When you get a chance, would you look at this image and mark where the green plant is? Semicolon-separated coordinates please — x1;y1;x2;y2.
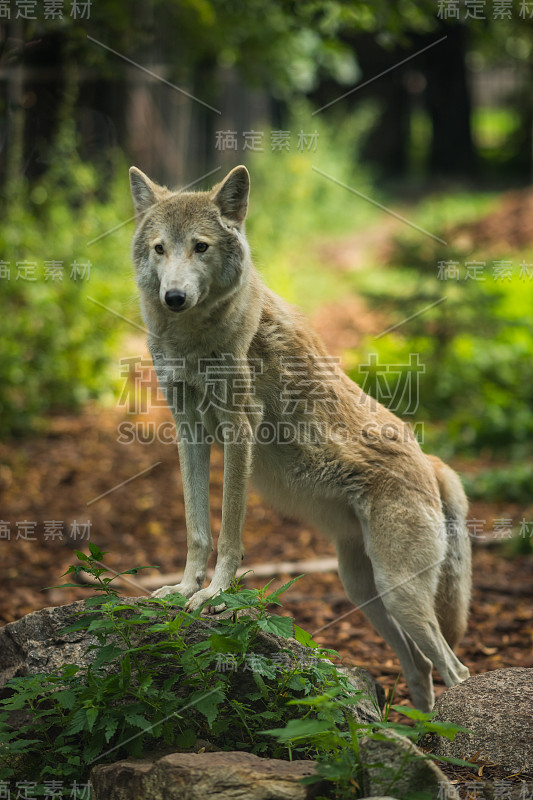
462;462;533;505
0;546;472;796
347;228;533;462
0;546;356;790
0;155;134;438
264;696;472;799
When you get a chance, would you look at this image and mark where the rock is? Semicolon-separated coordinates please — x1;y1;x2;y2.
0;602;461;800
0;599;383;725
1;600;387;797
337;665;386;724
0;599;98;687
360;730;459;800
424;668;533;774
90;751;321;800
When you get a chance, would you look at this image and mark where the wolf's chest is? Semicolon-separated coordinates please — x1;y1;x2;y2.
154;353;254;436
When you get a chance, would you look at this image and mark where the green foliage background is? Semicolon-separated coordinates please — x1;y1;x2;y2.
2;109;533;509
0;159;134;437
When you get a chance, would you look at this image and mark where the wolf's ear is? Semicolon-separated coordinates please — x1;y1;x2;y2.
129;167;165;219
211;165;250;226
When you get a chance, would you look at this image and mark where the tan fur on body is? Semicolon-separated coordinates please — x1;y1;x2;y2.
129;165;472;711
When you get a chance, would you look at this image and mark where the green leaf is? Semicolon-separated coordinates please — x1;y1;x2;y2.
257;615;294;638
139;675;154;691
65;709;88;735
59;619;95;634
124;713;152;731
212;589;258;610
189;689;225;728
162;674;182;693
208;633;242;653
154;592;188;607
104;717;120;742
317;647;340;659
265;575;304;603
0;693;29;711
286;674;305;691
422;720;471;740
54;690;77;710
372;722;419;740
391;704;434;722
253;671;269;700
60;664;80;678
85;707;98;732
84;732;106;763
257;710;283;721
262;718;332;742
293;624;319;648
175;728;196;748
87;618;114;633
92;643;124;669
286;688;344;707
88;542;106;561
84;594;115;607
122;565;159;574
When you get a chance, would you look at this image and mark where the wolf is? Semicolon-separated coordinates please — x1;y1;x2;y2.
129;164;471;711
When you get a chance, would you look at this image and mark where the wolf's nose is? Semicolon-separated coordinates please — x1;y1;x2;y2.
165;289;187;311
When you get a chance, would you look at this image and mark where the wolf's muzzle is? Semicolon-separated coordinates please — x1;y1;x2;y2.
165;289;187;311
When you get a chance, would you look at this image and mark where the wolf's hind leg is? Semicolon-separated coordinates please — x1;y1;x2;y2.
367;504;470;690
336;536;435;711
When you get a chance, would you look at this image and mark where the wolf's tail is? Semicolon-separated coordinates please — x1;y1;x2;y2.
426;454;472;649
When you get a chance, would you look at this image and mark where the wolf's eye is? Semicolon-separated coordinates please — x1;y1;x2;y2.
195;242;209;253
154;244;164;255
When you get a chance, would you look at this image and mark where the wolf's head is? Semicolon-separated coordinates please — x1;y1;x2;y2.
129;166;251;315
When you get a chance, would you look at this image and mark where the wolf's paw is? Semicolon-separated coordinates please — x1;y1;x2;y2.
151;583;198;600
185;586;226;614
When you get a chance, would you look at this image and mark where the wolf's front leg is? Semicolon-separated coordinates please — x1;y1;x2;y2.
186;428;252;612
152;437;212;600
